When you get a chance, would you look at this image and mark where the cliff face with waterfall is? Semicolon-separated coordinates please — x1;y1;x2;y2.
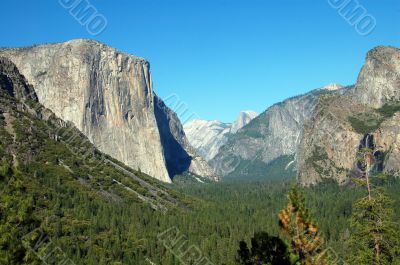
297;46;400;185
0;39;216;183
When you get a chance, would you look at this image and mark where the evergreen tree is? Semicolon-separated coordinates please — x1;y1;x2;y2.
279;187;332;265
348;149;400;264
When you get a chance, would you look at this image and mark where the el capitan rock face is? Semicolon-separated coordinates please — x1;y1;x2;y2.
0;39;215;182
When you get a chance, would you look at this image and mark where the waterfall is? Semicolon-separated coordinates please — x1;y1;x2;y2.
355;133;385;176
361;133;374;149
365;134;370;148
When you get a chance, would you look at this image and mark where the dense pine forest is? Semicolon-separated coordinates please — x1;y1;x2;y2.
2;149;400;265
1;56;400;265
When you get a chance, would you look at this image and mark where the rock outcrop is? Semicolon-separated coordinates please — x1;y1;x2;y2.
297;46;400;185
183;111;258;161
297;94;367;185
374;114;400;175
0;39;215;182
322;83;344;91
0;57;184;212
352;46;400;108
0;57;38;102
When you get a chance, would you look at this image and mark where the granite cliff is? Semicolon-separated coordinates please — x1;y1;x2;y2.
0;39;215;183
297;46;400;185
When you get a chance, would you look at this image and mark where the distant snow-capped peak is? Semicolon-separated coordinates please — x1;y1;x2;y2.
321;83;344;91
183;111;258;161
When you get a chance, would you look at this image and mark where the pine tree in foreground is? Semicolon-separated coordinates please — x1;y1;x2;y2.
348;149;400;265
279;187;333;265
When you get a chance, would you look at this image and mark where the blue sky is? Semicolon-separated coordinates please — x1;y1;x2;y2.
1;0;399;122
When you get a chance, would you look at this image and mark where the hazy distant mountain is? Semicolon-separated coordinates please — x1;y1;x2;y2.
230;111;259;133
321;83;344;91
210;84;347;180
183;111;258;161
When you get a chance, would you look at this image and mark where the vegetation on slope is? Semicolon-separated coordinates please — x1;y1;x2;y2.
0;74;194;264
348;103;400;134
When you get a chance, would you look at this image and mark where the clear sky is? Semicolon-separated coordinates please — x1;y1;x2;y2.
1;0;399;122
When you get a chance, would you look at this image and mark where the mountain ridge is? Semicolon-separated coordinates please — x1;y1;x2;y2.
183;110;258;161
0;39;216;183
209;83;350;179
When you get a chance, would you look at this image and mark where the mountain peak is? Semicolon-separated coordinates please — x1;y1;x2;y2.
239;110;259;117
231;111;258;133
183;111;258;161
321;83;344;91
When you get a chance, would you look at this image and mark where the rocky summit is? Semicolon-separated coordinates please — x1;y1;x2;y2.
0;39;216;183
352;46;400;108
183;111;258;161
297;46;400;185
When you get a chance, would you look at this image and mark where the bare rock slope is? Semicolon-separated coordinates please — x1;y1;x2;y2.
0;39;215;182
210;85;345;178
183;111;258;161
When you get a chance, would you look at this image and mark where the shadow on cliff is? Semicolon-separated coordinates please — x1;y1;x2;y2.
154;96;192;179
